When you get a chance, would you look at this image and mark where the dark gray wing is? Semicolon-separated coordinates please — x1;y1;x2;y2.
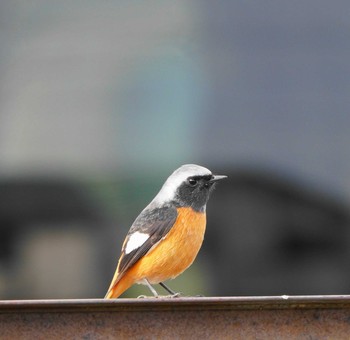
117;204;178;278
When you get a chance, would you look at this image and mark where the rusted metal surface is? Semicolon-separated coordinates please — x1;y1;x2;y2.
1;296;350;339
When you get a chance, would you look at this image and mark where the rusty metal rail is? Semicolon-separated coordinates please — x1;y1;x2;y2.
1;296;350;339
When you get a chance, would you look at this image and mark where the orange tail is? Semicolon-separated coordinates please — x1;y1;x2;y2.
105;273;135;299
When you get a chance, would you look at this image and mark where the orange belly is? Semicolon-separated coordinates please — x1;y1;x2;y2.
128;207;206;284
105;207;207;298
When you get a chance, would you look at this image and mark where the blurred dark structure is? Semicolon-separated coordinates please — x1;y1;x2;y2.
0;170;350;298
0;180;115;299
206;169;350;296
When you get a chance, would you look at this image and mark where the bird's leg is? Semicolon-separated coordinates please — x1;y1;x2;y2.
142;278;159;298
159;282;176;294
159;282;180;297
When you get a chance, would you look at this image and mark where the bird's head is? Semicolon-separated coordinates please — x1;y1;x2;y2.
153;164;227;212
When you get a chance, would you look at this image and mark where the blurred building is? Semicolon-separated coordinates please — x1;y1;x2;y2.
206;169;350;295
0;1;350;298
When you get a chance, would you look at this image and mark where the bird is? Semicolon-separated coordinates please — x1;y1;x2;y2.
105;164;227;298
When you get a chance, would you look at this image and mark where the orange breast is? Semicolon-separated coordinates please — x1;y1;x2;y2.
128;207;206;284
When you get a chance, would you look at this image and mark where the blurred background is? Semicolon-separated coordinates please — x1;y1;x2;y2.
1;1;350;299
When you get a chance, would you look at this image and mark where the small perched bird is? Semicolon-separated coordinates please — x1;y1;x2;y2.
105;164;227;298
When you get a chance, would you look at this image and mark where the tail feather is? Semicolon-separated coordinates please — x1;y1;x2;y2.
105;273;134;299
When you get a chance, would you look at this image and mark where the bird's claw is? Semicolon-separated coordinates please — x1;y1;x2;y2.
170;292;181;298
137;293;181;299
159;292;181;298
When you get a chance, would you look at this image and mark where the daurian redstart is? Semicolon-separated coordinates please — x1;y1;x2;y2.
105;164;226;298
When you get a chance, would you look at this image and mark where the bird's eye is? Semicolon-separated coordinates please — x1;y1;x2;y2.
188;178;198;186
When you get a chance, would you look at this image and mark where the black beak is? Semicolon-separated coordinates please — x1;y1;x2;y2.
209;175;227;183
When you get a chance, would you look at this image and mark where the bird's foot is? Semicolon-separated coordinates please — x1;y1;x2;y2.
157;292;181;298
137;295;158;299
170;292;181;298
138;293;181;299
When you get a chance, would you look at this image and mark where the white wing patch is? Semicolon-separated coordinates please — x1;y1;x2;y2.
124;232;150;254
